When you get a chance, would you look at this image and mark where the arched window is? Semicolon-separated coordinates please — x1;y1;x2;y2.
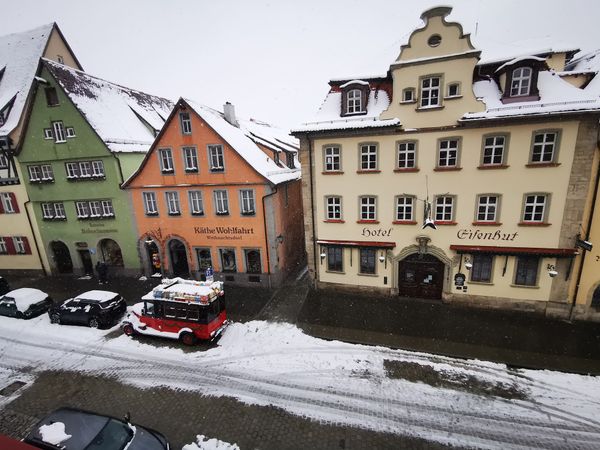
346;89;363;114
510;67;532;97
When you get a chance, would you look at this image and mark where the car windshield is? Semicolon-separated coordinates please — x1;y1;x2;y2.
83;418;133;450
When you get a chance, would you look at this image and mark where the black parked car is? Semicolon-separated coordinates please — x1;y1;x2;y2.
49;290;126;328
23;407;170;450
0;288;53;319
0;276;10;295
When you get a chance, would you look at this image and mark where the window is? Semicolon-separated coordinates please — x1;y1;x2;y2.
359;144;377;170
43;128;53;140
101;200;114;216
52;121;66;143
514;256;539;286
438;139;459;168
65;127;76;138
476;195;498;222
220;248;237;272
402;88;415;103
208;145;224;172
435;196;454;222
397;141;416;169
189;191;204;215
65;162;79;178
325;196;342;220
13;237;26;254
79;161;92;178
510;67;532;97
143;192;158;215
324;146;341;172
359;248;376;275
285;152;295;169
57;55;64;64
471;254;493;282
165;192;181;215
45;87;59;106
420;76;440;107
75;200;113;219
91;161;105;177
196;249;212;274
0;153;7;169
531;132;558;163
346;89;363;114
0;192;16;214
89;200;102;217
240;189;255;215
245;249;262;274
326;246;343;272
447;83;460;97
428;34;442;47
359;196;376;221
523;194;547;223
54;202;66;219
179;112;192;134
214;190;229;215
158;149;174;173
482;136;506;166
41;164;54;181
183;147;198;172
75;201;90;218
42;203;55;219
28;165;42;182
395;196;414;221
0;237;6;254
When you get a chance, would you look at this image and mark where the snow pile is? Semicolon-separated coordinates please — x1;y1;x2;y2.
183;435;240;450
39;422;71;446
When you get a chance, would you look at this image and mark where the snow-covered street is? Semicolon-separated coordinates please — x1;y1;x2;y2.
0;314;599;449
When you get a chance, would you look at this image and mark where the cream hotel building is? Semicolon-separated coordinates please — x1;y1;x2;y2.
293;7;600;320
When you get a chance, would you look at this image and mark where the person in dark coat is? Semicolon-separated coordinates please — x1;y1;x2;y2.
96;261;108;284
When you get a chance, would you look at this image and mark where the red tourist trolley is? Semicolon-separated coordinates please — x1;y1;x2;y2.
121;277;228;345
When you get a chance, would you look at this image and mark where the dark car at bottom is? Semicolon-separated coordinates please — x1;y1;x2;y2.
23;407;170;450
49;290;126;328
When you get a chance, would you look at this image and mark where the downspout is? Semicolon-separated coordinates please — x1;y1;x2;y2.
570;121;600;319
24;200;48;276
307;136;317;281
262;184;278;288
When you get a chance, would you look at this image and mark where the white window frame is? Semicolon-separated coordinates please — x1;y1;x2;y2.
165;191;181;215
531;132;558;163
402;88;415;103
511;67;532;97
89;200;102;217
0;237;6;254
324;146;341;172
482;136;506;166
188;190;204;215
92;161;105;177
446;83;460;97
208;145;225;172
143;192;158;215
397;141;416;169
28;165;41;182
54;202;65;218
438;139;459;168
52;121;66;143
395;196;414;221
435;196;454;222
1;192;14;213
179;112;192;134
158;148;174;173
239;189;255;215
101;200;114;217
360;196;377;221
42;203;55;219
420;76;441;108
43;128;53;140
346;89;363;114
523;194;547;223
183;147;198;172
214;190;229;215
65;162;79;179
65;127;76;138
477;195;498;222
325;196;342;220
75;201;90;218
79;161;92;178
359;144;377;170
41;164;54;181
13;237;25;254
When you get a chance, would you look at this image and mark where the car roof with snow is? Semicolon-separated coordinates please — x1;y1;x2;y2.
142;278;223;301
2;288;48;311
74;290;119;302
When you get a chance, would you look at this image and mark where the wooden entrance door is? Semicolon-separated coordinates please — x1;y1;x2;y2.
397;254;444;299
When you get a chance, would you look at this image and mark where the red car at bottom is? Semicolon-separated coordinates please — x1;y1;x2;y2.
122;278;228;345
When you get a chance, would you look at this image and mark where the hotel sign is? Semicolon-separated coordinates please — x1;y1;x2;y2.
457;229;518;241
194;226;255;241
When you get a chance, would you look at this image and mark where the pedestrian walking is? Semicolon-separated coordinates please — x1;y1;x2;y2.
96;260;108;284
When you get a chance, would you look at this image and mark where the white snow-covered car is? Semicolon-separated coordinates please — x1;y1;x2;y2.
0;288;53;319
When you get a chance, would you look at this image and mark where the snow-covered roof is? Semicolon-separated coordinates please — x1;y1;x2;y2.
2;288;48;311
477;37;579;66
0;24;53;137
184;99;300;184
74;290;119;302
293;88;399;133
495;55;546;73
44;59;173;153
462;71;600;121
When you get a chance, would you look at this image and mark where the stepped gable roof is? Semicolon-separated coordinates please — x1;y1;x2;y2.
43;59;173;153
0;24;55;136
184;99;300;184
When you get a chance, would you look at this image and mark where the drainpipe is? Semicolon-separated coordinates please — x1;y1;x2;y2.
570;122;600;319
24;200;48;276
261;185;278;288
307;136;317;282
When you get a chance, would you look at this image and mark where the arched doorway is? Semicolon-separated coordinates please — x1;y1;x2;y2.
50;241;73;274
397;253;445;299
99;239;124;267
144;240;161;275
169;239;189;277
591;285;600;308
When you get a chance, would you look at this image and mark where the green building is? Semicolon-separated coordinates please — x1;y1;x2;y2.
18;59;172;276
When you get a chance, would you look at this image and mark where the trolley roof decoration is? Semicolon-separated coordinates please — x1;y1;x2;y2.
144;277;225;305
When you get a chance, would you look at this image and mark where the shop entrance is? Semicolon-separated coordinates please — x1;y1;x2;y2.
99;239;124;267
397;253;444;299
50;241;73;274
169;239;189;277
145;241;161;275
78;249;94;275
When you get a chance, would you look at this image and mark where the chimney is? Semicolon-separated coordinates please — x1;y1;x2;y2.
223;102;239;127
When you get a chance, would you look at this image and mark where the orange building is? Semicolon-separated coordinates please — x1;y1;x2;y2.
124;99;305;287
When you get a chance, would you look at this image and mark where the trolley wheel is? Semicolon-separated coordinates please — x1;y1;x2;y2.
180;332;197;346
122;323;135;336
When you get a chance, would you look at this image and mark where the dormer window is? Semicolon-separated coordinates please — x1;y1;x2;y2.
347;89;363;114
510;67;532;97
340;82;369;116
